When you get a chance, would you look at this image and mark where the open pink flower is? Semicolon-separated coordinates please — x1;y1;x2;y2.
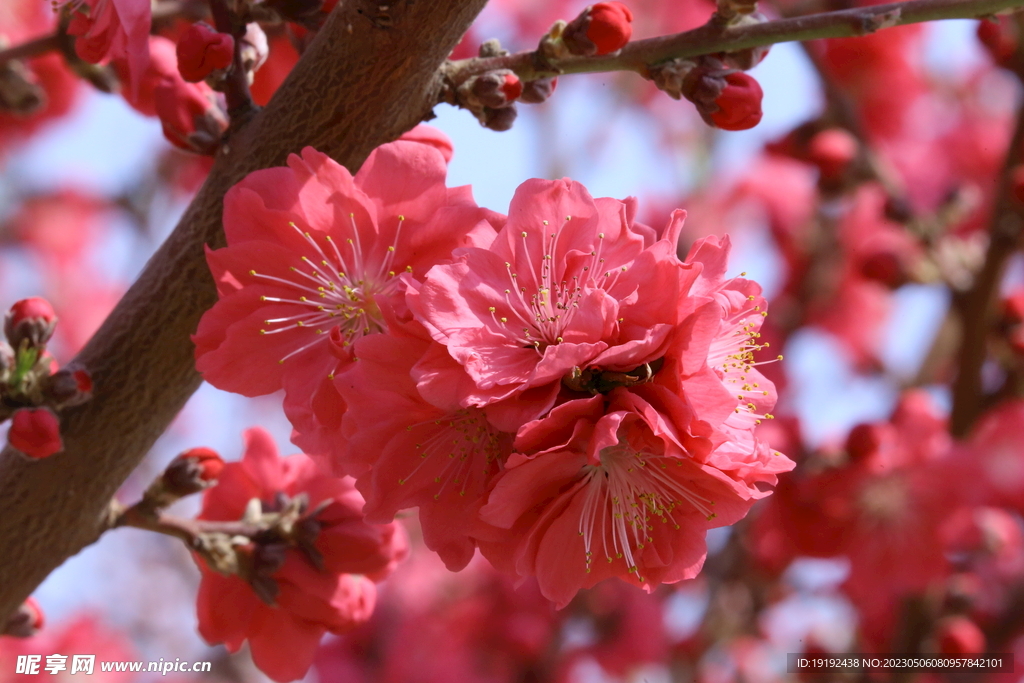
478;389;783;607
196;428;407;682
409;177;688;425
333;331;515;570
193;142;500;460
65;0;151;96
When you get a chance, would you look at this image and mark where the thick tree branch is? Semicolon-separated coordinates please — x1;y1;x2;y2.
0;0;488;621
444;0;1024;83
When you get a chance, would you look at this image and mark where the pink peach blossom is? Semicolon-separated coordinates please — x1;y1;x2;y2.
333;331;514;570
410;177;688;423
193;142;499;460
195;428;407;682
478;388;786;607
65;0;151;96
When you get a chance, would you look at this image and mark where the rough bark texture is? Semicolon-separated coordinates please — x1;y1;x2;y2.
0;0;488;620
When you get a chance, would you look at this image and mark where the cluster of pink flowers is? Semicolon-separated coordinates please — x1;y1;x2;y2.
195;428;407;681
194;128;793;607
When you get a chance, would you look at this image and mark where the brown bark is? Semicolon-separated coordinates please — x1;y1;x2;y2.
0;0;488;620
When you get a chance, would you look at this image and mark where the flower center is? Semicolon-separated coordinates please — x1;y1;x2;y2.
488;218;627;353
398;408;508;500
578;442;716;579
250;218;406;364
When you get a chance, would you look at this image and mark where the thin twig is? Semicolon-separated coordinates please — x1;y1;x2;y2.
949;104;1024;436
114;505;262;544
444;0;1024;84
209;0;256;119
0;34;63;66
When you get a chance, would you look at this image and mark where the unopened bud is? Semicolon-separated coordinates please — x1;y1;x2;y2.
46;368;93;406
154;79;229;155
563;2;633;57
650;58;697;100
520;77;558;104
977;16;1018;68
808;128;858;183
935;616;986;655
845;422;892;463
4;297;57;350
1003;290;1024;324
2;597;44;637
162;447;225;498
176;23;235;83
8;407;63;459
481;104;518;131
465;70;522;109
1001;289;1024;354
698;71;763;131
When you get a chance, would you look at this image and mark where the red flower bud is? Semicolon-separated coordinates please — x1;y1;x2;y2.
8;408;63;459
177;23;235;83
563;2;633;56
5;297;57;349
154;79;229;155
73;369;93;394
936;616;986;655
163;447;225;496
467;70;522;109
46;368;93;407
2;597;44;638
481;104;518;131
807;128;858;182
23;597;44;632
1003;289;1024;323
501;73;523;102
845;422;892;463
708;72;763;131
977;17;1018;67
586;3;633;55
1002;289;1024;353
